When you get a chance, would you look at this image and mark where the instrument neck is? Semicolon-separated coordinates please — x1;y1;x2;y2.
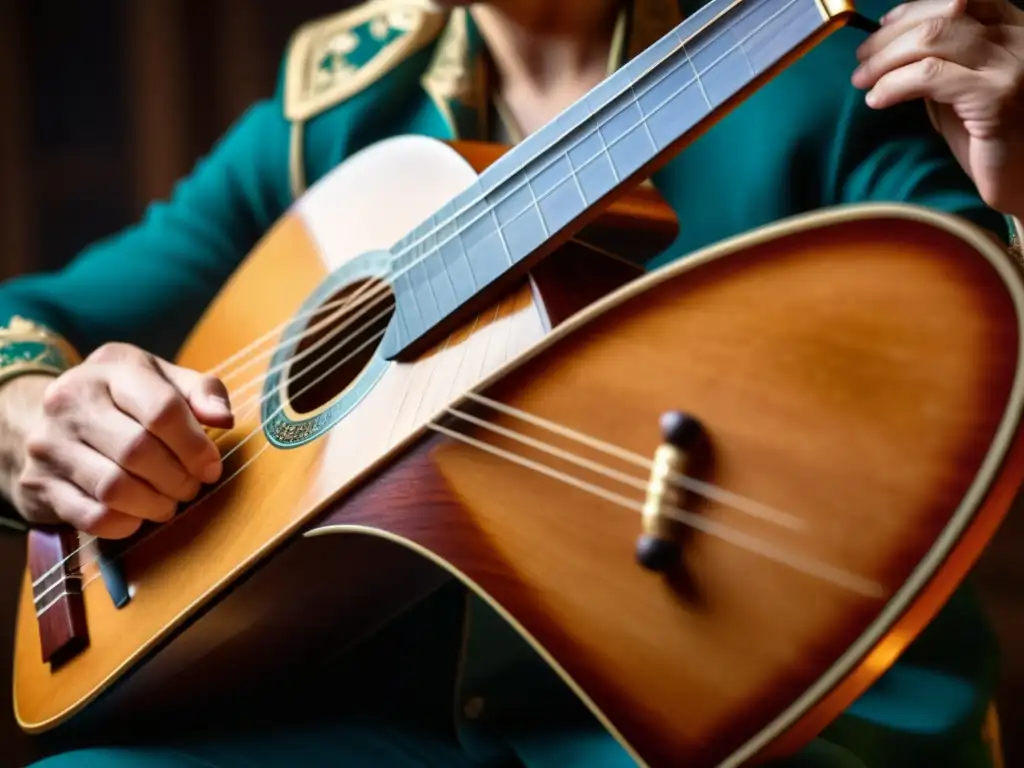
381;0;842;360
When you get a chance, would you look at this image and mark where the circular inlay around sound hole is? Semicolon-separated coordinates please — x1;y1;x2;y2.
285;278;395;416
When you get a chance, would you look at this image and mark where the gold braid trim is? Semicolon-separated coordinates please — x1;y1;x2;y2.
1009;215;1024;267
0;316;81;388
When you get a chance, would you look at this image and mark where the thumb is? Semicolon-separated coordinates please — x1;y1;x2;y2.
155;360;235;430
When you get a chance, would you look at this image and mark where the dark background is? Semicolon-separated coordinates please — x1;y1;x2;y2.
1;1;1023;766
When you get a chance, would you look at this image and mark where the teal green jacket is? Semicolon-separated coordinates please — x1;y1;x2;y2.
0;1;1013;766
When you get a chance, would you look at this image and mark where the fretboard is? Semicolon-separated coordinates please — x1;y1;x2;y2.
380;0;839;360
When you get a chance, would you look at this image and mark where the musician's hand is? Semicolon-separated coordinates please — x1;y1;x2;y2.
8;343;233;539
852;0;1024;219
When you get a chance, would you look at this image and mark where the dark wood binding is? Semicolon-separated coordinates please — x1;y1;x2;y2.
27;528;88;666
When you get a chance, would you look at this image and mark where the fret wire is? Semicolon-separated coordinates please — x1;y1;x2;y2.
436;214;461;307
421;224;445;324
517;0;803;213
408;244;434;329
524;174;549;240
489;197;516;266
444;0;809;273
454;208;482;300
565;148;591;210
516;0;808;237
469;0;768;229
388;0;819;345
396;0;751;268
680;36;714;110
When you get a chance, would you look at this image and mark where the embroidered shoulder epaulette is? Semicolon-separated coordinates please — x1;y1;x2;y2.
283;0;446;122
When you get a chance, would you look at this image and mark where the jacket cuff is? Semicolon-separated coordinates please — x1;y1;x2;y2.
0;315;81;389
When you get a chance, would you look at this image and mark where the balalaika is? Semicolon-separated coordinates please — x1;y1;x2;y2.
15;1;1024;765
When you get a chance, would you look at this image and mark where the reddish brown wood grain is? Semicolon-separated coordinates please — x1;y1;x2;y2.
12;135;1023;768
27;528;88;666
309;214;1024;766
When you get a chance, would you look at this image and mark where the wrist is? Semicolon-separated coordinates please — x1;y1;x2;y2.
0;315;79;522
0;374;56;523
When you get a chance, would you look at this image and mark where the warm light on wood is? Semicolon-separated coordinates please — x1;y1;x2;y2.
12;137;1024;768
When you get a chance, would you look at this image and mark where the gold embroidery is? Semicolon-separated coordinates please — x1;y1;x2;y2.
0;316;81;388
282;0;447;196
420;7;488;138
282;0;446;123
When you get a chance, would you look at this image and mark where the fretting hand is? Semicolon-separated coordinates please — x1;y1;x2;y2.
6;343;233;539
852;0;1024;219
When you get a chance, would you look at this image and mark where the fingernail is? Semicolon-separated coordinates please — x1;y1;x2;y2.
210;395;231;415
881;5;903;23
865;89;879;107
201;460;222;485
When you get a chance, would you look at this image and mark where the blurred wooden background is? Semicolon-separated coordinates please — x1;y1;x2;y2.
0;1;1023;766
0;0;344;279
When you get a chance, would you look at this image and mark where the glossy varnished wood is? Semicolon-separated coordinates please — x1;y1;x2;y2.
308;211;1024;766
26;529;87;666
12;137;671;733
13;132;1024;766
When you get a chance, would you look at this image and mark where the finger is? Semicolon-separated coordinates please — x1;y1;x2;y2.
880;0;1012;29
107;363;223;484
155;361;234;431
860;0;971;61
43;479;143;540
853;15;1001;89
865;57;980;108
27;436;179;523
73;403;201;501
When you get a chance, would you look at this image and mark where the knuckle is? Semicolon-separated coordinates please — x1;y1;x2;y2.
24;432;57;465
152;497;178;523
88;342;133;365
114;426;154;467
16;465;46;496
920;56;945;81
93;467;128;506
919;17;949;46
997;62;1024;100
175;475;202;503
41;376;76;416
141;392;185;432
74;503;116;536
185;475;202;498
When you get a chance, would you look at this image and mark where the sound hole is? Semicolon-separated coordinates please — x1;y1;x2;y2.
285;278;394;416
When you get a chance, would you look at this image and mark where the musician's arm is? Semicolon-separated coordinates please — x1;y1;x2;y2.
0;101;292;364
0;88;292;526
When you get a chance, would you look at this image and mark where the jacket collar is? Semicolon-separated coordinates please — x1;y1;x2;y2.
420;0;686;141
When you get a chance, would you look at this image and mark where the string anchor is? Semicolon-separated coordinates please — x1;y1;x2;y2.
637;410;704;573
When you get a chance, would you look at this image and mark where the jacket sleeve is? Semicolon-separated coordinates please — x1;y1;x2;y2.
825;91;1012;244
0;96;294;362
